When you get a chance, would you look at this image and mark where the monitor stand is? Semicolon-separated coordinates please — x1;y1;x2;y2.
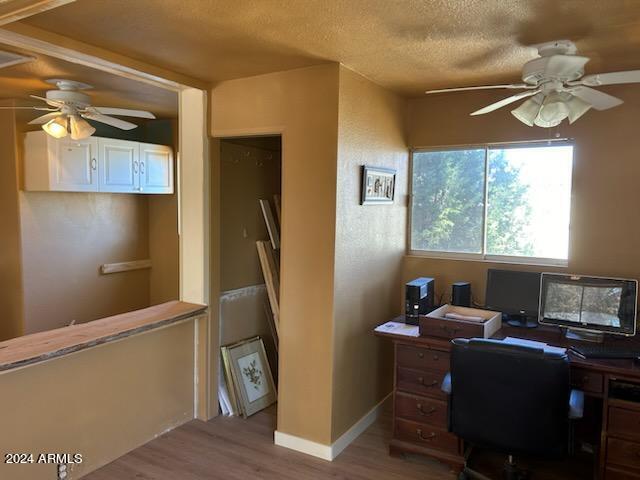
565;328;605;343
505;314;538;329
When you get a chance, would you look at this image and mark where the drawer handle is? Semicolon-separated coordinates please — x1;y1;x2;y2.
418;352;424;359
417;377;439;387
416;429;436;441
440;325;460;334
416;404;436;416
432;354;440;361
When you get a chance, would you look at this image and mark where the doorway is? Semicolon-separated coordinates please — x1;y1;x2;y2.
217;135;282;418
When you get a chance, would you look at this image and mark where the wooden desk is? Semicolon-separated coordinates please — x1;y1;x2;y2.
375;315;640;479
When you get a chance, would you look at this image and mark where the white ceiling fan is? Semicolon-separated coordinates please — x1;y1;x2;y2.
0;79;156;139
426;40;640;127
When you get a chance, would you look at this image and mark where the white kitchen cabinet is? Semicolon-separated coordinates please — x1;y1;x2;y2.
24;132;98;192
23;131;174;194
98;138;140;193
139;143;174;194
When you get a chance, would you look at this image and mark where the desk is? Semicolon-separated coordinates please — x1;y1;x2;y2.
375;315;640;479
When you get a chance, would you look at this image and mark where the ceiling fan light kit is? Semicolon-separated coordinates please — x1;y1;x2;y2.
42;116;68;139
426;40;640;128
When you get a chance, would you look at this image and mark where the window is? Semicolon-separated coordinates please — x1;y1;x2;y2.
410;142;573;265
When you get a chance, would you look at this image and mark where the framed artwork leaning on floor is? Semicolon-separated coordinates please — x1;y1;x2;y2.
227;336;277;417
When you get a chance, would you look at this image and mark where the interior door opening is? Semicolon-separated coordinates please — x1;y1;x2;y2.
217;135;281;422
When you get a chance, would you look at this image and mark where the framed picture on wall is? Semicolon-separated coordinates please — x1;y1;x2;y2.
227;336;277;417
361;166;396;205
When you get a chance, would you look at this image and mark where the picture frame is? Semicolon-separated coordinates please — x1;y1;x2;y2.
226;336;277;417
360;165;396;205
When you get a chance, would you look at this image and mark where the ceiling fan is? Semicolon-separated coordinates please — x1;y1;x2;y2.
0;79;156;139
425;40;640;127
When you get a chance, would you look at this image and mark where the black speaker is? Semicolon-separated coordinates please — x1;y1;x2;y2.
452;282;471;307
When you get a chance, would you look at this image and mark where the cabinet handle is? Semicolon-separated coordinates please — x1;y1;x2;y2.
134;161;138;174
140;161;145;174
91;158;97;170
440;325;460;334
416;429;436;441
417;377;438;387
416;404;436;416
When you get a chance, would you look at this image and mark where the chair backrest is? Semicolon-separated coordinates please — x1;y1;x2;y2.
449;338;571;458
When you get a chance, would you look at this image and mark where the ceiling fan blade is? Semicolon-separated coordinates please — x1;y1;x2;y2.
0;106;38;109
30;94;64;107
544;55;590;78
568;86;623;110
470;89;541;116
82;112;138;130
578;70;640;87
91;107;156;119
28;112;62;125
426;84;536;94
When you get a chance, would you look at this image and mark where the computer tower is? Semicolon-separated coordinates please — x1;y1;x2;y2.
405;277;435;325
452;281;471;307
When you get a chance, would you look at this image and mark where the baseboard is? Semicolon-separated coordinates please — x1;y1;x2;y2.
274;430;333;461
329;393;391;459
274;393;391;461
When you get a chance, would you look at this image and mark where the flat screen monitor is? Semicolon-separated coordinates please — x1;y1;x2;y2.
485;269;541;318
539;273;637;336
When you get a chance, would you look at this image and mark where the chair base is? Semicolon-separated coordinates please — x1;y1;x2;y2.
459;451;528;480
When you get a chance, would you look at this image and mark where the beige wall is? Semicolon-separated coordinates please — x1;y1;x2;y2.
0;104;24;341
20;192;151;333
404;85;640;300
220;140;281;291
212;64;340;444
331;66;407;440
212;64;408;445
220;285;278;375
148;119;180;305
0;320;196;480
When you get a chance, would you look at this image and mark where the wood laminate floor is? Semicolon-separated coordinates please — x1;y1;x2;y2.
85;405;592;480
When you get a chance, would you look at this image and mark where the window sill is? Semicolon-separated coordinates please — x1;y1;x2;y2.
0;301;207;373
406;251;569;268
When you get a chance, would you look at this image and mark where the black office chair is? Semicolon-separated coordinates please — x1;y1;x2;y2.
441;338;584;480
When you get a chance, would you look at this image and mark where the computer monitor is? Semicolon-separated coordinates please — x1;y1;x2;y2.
485;269;541;328
539;273;637;340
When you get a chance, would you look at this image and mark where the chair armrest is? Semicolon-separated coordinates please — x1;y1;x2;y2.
441;372;452;394
569;389;584;419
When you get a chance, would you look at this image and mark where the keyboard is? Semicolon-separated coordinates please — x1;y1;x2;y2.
570;344;639;359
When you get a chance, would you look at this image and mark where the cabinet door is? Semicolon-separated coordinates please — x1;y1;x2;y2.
51;137;99;191
139;143;174;194
98;138;140;193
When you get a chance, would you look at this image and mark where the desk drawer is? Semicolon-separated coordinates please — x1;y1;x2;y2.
609;407;640;440
395;418;459;454
397;367;447;400
606;466;640;480
395;391;448;428
396;344;450;372
607;437;640;471
571;368;603;394
419;317;482;340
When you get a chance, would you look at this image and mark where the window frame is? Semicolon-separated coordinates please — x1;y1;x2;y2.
407;139;574;267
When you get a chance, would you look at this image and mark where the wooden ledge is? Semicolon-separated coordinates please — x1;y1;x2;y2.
0;301;207;372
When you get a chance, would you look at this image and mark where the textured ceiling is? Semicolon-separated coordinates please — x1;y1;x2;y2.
21;0;640;97
0;43;178;125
